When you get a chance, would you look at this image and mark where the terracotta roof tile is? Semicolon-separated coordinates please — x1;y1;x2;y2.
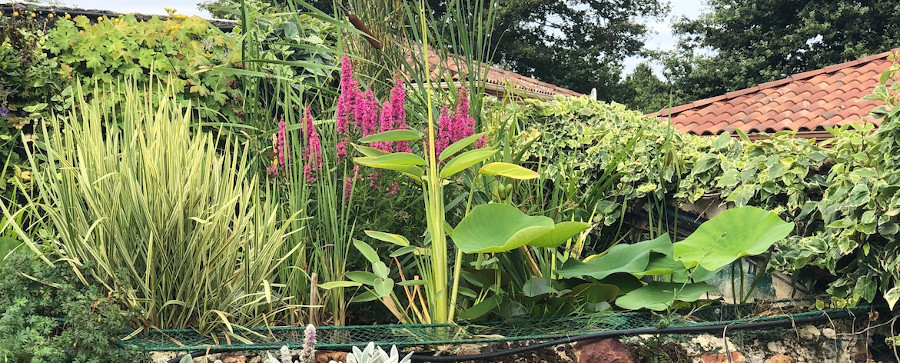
411;51;581;99
651;48;900;136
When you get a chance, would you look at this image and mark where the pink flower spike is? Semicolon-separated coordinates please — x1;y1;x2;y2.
376;101;393;152
390;79;411;153
336;56;359;136
436;105;452;157
355;90;379;138
303;107;323;175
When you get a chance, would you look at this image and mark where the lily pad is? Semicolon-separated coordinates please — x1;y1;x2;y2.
673;206;793;271
615;282;717;311
555;235;671;280
451;204;588;253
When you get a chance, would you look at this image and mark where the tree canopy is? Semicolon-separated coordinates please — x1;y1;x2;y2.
664;0;900;103
479;0;667;100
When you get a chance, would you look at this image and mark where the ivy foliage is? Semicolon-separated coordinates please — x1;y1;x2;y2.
783;58;900;308
502;59;900;306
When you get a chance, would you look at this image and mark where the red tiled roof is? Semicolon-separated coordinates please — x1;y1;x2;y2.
651;48;900;135
415;51;582;99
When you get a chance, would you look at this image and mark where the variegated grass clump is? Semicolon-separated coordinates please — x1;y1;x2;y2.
9;81;301;339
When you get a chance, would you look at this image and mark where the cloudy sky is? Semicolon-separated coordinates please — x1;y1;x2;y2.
59;0;706;76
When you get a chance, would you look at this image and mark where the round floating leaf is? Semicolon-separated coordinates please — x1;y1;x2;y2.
522;278;557;297
615;282;717;311
673;206;793;271
530;221;590;248
451;204;587;253
478;162;539;180
555;235;671;280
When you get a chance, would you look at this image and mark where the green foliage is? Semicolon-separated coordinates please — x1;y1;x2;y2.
777;58;900;308
673;206;794;271
45;14;240;120
667;0;900;102
0;253;146;362
16;82;299;337
555;207;792;311
425;0;668;97
452;203;588;253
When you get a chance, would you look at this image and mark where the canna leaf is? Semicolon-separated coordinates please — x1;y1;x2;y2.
358;129;423;143
440;148;497;178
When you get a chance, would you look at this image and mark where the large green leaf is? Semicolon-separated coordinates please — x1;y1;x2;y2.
555;235;671;280
451;204;588;253
351;143;388;157
358;129;423;143
439;132;486;161
356;153;426;166
365;230;410;247
458;295;502;321
478;162;539;180
673;206;794;271
615;282;717;311
440;148;497;178
353;156;425;178
529;221;590;247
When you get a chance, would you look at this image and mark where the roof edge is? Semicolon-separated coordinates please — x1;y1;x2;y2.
651;47;900;117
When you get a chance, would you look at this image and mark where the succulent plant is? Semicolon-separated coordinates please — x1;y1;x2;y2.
341;342;412;363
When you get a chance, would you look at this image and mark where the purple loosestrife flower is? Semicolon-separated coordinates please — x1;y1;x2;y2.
303;108;322;182
336;56;359;161
435;106;452;157
344;164;360;204
0;105;8;118
336;56;358;137
390;79;412;153
354;90;379;138
375;101;393;152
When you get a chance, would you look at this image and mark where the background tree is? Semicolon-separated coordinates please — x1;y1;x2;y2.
666;0;900;103
483;0;667;100
617;62;672;113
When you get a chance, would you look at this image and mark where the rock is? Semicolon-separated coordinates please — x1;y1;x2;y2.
798;325;821;340
766;341;785;353
576;338;634;363
454;344;482;356
219;355;247;363
822;328;836;340
700;352;746;363
316;351;348;363
765;354;794;363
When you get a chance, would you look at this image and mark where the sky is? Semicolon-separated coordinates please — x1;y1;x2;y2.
623;0;707;76
59;0;211;17
58;0;705;76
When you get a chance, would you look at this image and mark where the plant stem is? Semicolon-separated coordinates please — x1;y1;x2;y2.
420;1;448;324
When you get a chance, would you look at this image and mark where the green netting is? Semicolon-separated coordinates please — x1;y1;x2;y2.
125;299;872;352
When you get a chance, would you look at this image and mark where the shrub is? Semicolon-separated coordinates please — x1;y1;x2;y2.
0;252;146;362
